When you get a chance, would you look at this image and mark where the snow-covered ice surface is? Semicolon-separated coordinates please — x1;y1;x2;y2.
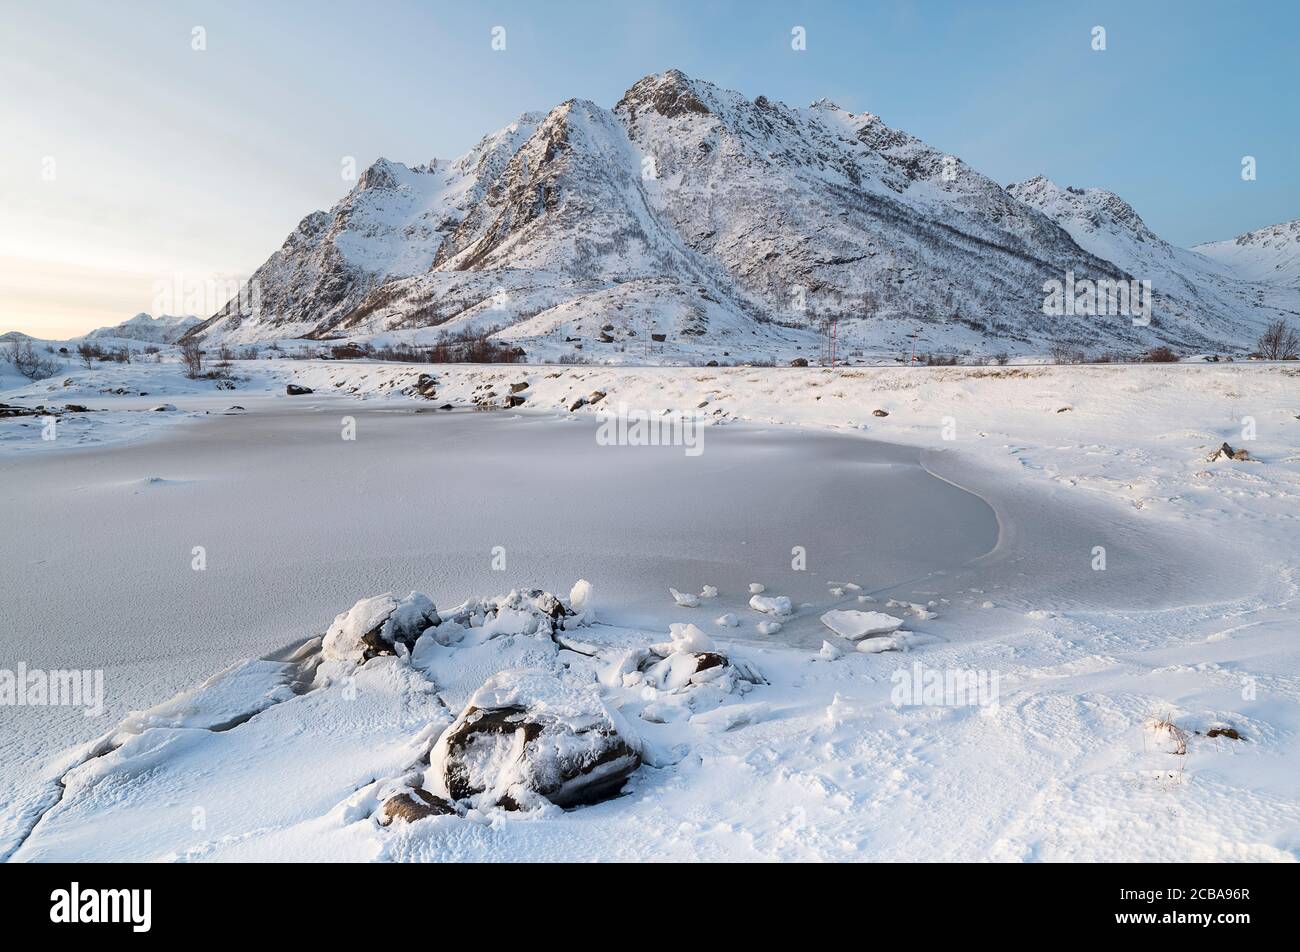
2;359;1298;861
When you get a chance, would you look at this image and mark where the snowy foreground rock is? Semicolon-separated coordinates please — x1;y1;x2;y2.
322;592;439;663
426;669;641;811
341;596;762;821
8;580;705;854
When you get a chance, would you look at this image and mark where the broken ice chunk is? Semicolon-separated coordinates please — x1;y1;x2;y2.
670;587;701;608
749;594;792;616
819;609;904;641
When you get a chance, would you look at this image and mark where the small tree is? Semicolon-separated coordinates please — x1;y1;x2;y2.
181;341;204;378
10;339;60;380
76;342;97;368
1257;319;1299;360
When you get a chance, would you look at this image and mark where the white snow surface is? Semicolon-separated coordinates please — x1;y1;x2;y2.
3;358;1300;861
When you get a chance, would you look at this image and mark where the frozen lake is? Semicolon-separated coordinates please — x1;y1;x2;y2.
1;404;998;662
0;402;1251;843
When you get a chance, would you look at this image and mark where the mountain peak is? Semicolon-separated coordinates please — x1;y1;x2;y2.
616;68;713;119
1221;218;1300;247
357;157;405;190
1008;176;1157;243
1193;218;1300;287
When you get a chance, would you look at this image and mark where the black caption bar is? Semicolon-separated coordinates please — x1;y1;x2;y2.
0;861;1287;938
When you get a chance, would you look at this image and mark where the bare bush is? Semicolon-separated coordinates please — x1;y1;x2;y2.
1257;319;1299;360
8;339;61;380
1144;346;1180;363
919;352;959;366
180;341;204;378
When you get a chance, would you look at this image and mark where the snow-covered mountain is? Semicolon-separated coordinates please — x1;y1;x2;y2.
1193;219;1300;289
181;69;1297;360
86;312;202;344
1006;177;1298;345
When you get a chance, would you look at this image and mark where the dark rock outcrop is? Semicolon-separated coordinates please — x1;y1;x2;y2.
377;788;456;825
430;670;640;811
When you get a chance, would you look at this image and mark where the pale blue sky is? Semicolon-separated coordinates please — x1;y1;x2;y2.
2;0;1296;336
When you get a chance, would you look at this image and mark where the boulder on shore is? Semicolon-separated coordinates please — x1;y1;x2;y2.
428;669;641;811
321;592;440;663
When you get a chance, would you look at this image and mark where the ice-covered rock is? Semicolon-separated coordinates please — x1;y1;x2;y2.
644;650;731;691
601;623;762;693
715;613;739;628
820;609;904;641
427;669;641;811
756;620;782;635
749;593;792;616
700;585;718;599
441;588;576;638
748;583;766;594
321;591;440;663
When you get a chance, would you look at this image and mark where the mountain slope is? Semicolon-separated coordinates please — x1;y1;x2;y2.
1193;220;1300;289
182;115;543;345
1008;177;1296;346
182;69;1297;360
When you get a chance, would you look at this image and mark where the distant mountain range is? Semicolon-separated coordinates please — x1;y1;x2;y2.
154;69;1299;360
87;312;202;344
